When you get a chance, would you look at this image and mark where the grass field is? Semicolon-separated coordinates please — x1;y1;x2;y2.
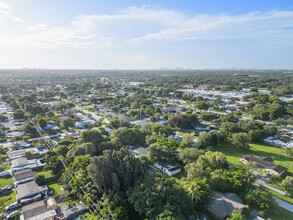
212;142;293;173
0;189;16;207
0;175;13;188
37;170;55;179
47;179;62;196
264;203;293;219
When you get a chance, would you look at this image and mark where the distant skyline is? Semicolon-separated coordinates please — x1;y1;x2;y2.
0;0;293;69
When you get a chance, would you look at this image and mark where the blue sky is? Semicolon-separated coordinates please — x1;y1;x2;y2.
0;0;293;69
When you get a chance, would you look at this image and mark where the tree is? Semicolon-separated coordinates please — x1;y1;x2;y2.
87;148;144;195
72;154;91;171
282;176;293;196
151;124;175;137
146;143;170;159
77;130;105;147
24;151;33;159
178;148;205;164
196;151;228;171
227;210;245;220
60;117;74;130
167;113;198;129
182;178;211;210
112;127;135;146
181;133;195;144
0;114;7;122
197;131;225;148
245;187;275;213
12;109;25;119
22;122;37;136
37;117;47;129
231;133;251;149
34;174;46;186
194;102;209;111
127;174;195;219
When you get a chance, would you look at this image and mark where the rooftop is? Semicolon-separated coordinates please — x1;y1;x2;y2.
16;181;40;200
22;200;57;220
11;157;29;168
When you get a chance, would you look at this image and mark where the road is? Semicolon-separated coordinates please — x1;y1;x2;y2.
273;196;293;212
76;106;101;121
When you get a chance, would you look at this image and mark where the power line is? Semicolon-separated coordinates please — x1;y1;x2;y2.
7;89;115;219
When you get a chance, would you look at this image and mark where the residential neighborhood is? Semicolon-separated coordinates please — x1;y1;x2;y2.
0;70;293;220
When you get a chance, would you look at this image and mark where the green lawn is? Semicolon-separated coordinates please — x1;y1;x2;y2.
269;190;293;205
0;175;13;188
82;104;93;110
47;180;62;196
0;189;16;207
37;170;55;179
212;142;293;173
263;203;293;220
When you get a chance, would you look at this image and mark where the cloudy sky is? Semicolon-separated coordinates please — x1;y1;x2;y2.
0;0;293;69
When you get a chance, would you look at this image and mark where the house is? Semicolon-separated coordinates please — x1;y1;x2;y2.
11;158;45;173
63;203;88;220
240;155;286;176
194;124;210;131
6;131;25;138
264;135;293;148
117;114;130;121
9;147;48;160
154;159;181;176
11;141;31;151
13;169;36;186
131;147;148;158
162;105;177;114
207;190;246;220
16;181;48;206
20;200;57;220
157;120;167;125
11;158;30;170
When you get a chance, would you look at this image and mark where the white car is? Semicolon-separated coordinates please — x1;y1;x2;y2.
6;210;19;219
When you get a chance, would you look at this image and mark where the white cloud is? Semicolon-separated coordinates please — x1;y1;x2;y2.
129;10;293;42
0;1;23;22
0;4;293;49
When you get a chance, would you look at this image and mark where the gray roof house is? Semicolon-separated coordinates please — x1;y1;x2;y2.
11;158;29;169
20;200;57;220
16;181;48;206
208;190;246;220
240;155;286;176
13;169;36;186
154;159;181;176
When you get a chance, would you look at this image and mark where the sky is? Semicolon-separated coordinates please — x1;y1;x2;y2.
0;0;293;69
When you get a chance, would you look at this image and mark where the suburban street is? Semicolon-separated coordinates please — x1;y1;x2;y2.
273;196;293;212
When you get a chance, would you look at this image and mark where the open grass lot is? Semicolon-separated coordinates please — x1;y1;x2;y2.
0;189;16;207
37;170;55;179
213;142;293;173
47;179;62;196
0;175;13;188
264;203;293;220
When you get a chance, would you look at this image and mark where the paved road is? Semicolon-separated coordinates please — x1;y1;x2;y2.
76;106;101;121
273;196;293;212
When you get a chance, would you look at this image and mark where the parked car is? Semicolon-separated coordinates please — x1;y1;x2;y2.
5;202;19;212
0;185;13;194
6;210;19;219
